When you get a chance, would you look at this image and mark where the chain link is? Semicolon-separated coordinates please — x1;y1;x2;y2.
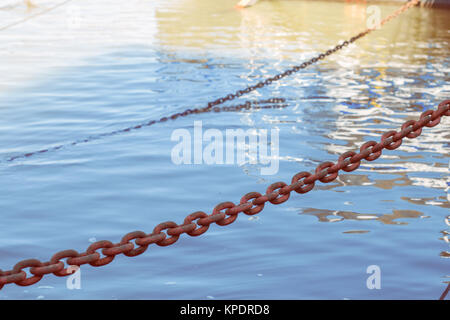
440;283;450;300
0;0;433;290
1;100;448;290
201;0;420;111
6;98;287;162
5;0;421;163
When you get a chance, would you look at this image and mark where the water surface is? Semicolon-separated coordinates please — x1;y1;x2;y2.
0;0;449;299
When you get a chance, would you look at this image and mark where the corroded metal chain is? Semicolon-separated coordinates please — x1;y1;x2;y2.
5;0;420;163
1;100;448;290
379;0;420;27
201;0;420;111
440;283;450;300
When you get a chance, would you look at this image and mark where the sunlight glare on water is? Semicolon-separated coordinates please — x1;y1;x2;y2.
0;0;449;299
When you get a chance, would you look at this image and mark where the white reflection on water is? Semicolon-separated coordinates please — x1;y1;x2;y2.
0;0;157;92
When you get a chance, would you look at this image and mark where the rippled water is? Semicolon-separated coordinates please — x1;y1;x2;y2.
0;0;449;299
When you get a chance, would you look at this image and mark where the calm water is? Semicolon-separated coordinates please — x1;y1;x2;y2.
0;0;449;299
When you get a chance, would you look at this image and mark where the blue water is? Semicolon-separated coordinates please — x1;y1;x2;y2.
0;0;449;299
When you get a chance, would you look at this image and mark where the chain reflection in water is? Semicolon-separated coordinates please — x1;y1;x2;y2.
5;98;287;163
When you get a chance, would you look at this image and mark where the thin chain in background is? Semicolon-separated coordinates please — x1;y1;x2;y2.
1;100;448;293
3;0;446;300
4;0;420;162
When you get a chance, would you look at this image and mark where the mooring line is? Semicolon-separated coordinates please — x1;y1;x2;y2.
3;98;287;163
0;0;73;32
2;0;441;294
192;0;420;111
2;0;421;163
0;100;448;290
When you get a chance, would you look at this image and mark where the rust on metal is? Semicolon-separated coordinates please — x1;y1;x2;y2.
1;100;448;290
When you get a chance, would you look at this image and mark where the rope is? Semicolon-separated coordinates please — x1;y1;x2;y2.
0;0;73;32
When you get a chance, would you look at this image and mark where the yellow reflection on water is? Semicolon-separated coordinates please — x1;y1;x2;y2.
301;206;426;225
0;0;448;93
155;0;449;61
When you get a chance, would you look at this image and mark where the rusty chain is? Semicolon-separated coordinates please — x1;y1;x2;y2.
2;0;438;291
5;0;420;163
440;283;450;300
1;100;448;290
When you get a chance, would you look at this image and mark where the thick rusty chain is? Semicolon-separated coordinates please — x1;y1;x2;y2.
1;100;448;290
1;0;434;290
5;0;420;163
440;283;450;300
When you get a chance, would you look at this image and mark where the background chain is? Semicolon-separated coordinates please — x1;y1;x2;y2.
1;99;448;290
